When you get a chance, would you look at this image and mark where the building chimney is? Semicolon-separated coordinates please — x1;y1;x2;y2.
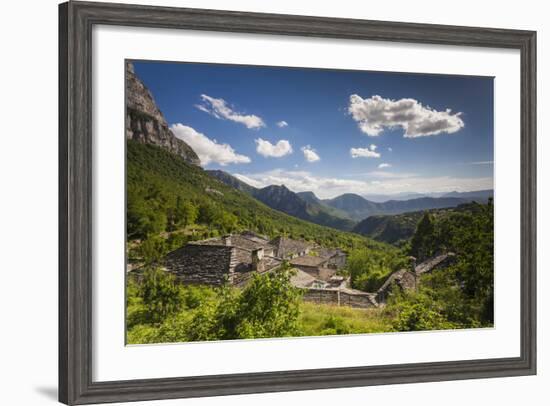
252;248;265;272
408;256;417;272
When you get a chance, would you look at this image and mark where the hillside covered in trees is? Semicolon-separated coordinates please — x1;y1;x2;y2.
127;140;384;262
352;203;487;246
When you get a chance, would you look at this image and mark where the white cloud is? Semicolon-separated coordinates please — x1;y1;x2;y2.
231;173;264;189
348;94;464;137
361;171;416;179
170;124;251;166
388;147;393;152
468;161;494;165
378;163;392;169
255;138;293;158
301;145;320;162
234;169;365;199
234;169;493;199
196;94;265;129
350;145;381;158
276;120;288;128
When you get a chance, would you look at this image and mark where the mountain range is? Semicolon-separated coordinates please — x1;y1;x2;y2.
207;170;356;231
363;189;493;203
207;170;493;231
322;193;486;221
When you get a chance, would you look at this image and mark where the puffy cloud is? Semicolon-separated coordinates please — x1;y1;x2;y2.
170;124;250;166
348;94;464;137
388;147;393;152
196;94;265;129
234;169;493;199
276;120;288;128
378;163;392;169
350;144;381;158
255;138;293;158
301;145;320;162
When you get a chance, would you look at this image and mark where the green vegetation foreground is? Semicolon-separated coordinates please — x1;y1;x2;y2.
127;267;394;344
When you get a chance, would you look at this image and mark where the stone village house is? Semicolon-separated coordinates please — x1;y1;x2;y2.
163;231;350;290
159;231;455;309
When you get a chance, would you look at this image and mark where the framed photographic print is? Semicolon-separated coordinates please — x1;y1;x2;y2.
59;1;536;404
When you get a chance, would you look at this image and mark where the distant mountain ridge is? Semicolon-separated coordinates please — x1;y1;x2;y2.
206;170;493;232
363;189;493;203
442;189;493;200
206;171;356;231
322;193;477;221
352;202;490;245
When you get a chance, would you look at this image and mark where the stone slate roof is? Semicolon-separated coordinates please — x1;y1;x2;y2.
239;230;271;244
231;235;274;251
317;248;344;259
415;252;456;276
289;255;328;267
189;237;227;246
290;269;317;288
190;233;274;252
269;236;312;258
377;269;416;295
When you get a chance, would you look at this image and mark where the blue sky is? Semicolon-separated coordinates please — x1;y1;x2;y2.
132;61;494;199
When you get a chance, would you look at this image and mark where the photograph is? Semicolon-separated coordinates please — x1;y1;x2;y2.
125;59;494;344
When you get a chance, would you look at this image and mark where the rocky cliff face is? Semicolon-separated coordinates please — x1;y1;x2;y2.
126;62;200;166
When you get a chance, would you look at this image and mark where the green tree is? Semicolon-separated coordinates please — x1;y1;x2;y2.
231;266;302;338
127;200;168;239
197;202;216;225
184;265;303;340
347;246;408;292
138;235;168;265
410;212;435;261
213;211;239;234
139;267;181;323
449;201;494;322
175;197;198;227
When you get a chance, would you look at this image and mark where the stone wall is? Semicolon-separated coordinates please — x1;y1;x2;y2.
302;288;377;309
126;62;200;166
164;244;233;285
163;243;281;287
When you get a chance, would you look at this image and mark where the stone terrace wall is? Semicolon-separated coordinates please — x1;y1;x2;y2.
303;288;377;309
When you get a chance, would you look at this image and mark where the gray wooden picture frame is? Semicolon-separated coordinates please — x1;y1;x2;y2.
59;1;537;404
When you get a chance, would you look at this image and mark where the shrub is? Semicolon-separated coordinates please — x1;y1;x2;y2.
139;267;181;323
347;247;407;292
231;267;302;339
138;236;168;265
388;290;457;332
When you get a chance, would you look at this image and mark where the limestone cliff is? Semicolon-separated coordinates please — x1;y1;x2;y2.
126;62;200;166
